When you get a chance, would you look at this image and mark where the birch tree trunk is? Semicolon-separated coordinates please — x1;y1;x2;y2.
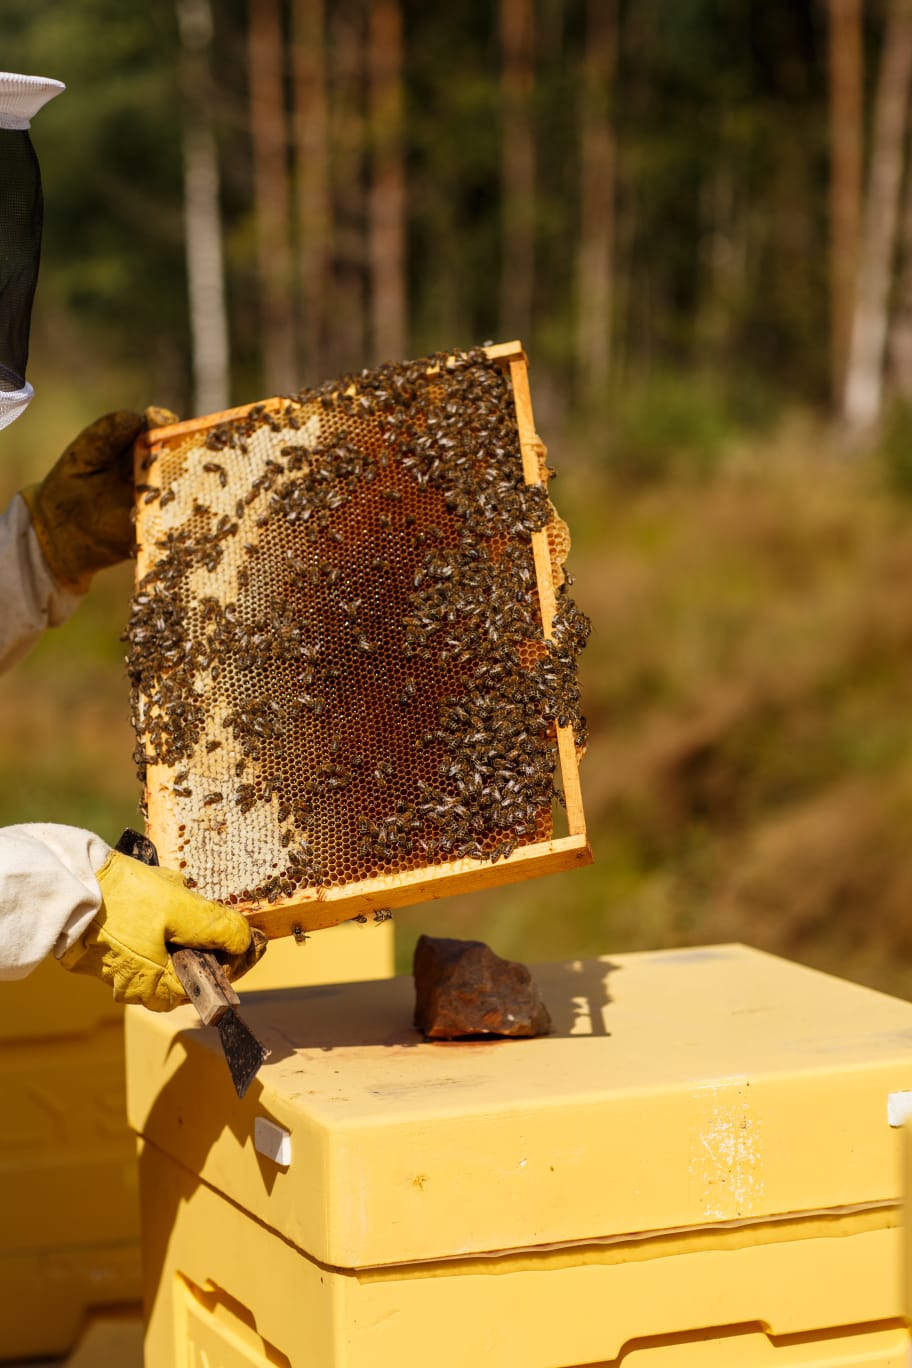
291;0;330;386
576;0;617;400
843;0;912;428
368;0;407;364
176;0;230;414
827;0;863;410
499;0;536;345
248;0;297;395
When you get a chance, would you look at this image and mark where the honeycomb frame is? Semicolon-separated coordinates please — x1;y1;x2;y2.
131;341;590;939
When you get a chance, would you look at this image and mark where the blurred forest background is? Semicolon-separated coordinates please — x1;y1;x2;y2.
4;0;912;990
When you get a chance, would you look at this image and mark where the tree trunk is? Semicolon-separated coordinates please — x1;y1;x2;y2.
576;0;617;400
827;0;863;410
890;121;912;392
291;0;330;387
368;0;407;364
843;0;912;428
248;0;297;395
499;0;536;345
326;0;367;377
176;0;230;414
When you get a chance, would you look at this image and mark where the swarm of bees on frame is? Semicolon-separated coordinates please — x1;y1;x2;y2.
124;348;590;909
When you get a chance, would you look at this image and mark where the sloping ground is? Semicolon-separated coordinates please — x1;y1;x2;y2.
4;413;912;998
583;430;912;994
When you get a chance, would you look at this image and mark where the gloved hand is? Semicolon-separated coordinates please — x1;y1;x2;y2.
20;406;179;595
58;849;265;1011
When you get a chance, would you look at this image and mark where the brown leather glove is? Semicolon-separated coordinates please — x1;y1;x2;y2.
20;406;178;594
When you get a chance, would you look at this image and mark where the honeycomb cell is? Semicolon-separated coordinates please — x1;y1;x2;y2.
126;348;589;912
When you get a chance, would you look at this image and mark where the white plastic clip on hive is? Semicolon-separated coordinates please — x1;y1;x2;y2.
127;342;591;938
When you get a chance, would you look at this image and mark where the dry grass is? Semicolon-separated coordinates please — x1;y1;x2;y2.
0;561;138;835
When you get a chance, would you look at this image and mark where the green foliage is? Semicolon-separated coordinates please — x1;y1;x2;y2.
878;398;912;497
599;371;773;484
607;374;729;482
405;5;501;352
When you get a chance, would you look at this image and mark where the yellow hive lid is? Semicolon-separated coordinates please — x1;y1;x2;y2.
125;944;912;1270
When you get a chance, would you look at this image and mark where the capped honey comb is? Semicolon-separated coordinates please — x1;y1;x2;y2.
127;342;591;938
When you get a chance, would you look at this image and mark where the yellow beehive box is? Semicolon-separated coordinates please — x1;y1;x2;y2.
0;958;138;1363
241;916;393;991
126;944;912;1367
0;921;391;1363
901;1113;912;1327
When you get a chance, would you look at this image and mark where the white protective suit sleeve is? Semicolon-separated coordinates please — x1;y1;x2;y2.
0;496;102;979
0;493;81;672
0;824;110;979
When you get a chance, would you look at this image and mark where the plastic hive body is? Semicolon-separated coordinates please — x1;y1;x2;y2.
904;1116;912;1335
0;961;139;1363
128;342;590;939
126;944;912;1367
0;926;391;1363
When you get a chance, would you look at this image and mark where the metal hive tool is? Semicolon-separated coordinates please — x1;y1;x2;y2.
127;342;591;941
114;828;269;1097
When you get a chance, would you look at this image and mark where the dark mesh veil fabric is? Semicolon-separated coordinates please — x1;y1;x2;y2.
0;129;42;395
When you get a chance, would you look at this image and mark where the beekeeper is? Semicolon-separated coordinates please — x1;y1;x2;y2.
0;72;262;1009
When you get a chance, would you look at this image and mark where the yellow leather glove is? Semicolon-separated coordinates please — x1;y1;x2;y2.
20;406;178;595
58;850;265;1012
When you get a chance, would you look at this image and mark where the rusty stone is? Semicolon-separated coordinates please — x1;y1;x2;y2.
413;934;552;1039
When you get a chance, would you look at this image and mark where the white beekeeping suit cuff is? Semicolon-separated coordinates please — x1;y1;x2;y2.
0;73;65;131
0;384;32;433
0;494;82;673
0;823;110;980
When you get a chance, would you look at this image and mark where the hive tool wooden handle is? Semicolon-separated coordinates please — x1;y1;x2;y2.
170;947;239;1025
114;828;269;1099
113;828;238;1025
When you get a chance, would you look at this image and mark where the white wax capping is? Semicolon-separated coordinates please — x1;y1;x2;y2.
0;73;65;129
